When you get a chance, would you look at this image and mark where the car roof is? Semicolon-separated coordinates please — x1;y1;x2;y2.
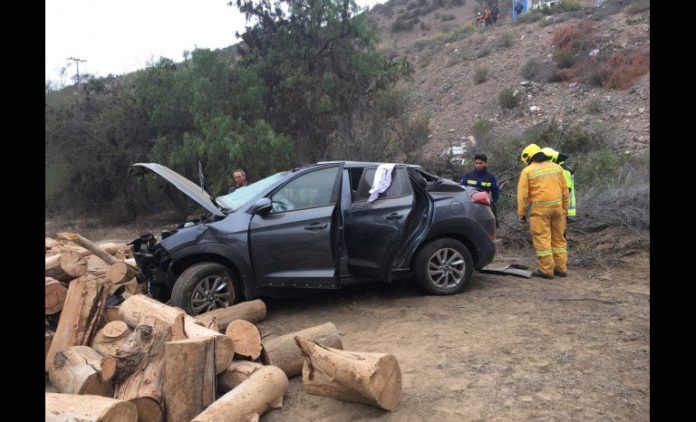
315;161;422;169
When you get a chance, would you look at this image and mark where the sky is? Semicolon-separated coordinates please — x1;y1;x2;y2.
46;0;385;86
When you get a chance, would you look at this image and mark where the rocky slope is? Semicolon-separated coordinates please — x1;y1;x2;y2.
365;0;650;158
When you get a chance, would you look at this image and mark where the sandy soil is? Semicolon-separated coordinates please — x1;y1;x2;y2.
63;221;649;421
257;251;649;421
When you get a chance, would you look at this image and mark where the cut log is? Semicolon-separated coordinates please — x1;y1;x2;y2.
48;345;114;397
226;320;262;360
114;315;179;422
45;329;54;361
164;337;216;422
99;242;134;259
46;275;110;371
218;360;265;393
105;307;123;324
58;232;121;266
45;251;87;282
261;322;343;378
106;262;137;285
195;299;267;331
100;355;118;382
45;393;138;422
295;336;402;411
120;294;234;374
45;277;68;315
192;365;289;422
92;321;132;356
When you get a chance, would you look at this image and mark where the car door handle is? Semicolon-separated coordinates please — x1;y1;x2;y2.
304;222;328;231
386;213;403;221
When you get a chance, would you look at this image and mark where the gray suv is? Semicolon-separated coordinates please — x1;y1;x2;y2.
131;161;496;315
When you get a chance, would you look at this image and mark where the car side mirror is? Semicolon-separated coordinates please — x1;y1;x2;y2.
252;197;272;215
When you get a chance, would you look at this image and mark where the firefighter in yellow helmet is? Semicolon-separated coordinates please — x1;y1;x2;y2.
517;144;569;279
541;147;576;219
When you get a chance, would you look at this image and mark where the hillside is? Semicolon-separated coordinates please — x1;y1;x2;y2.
365;0;650;159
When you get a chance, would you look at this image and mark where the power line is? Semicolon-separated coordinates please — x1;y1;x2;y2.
66;57;87;84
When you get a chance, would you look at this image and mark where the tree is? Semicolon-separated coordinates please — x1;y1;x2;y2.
232;0;411;162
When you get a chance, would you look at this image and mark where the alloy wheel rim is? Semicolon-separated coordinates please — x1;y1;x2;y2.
190;274;234;314
427;247;465;288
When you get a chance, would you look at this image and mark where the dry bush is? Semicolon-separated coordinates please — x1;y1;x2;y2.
560;51;649;90
520;57;560;82
473;67;489;84
552;21;598;56
602;52;649;89
498;88;519;109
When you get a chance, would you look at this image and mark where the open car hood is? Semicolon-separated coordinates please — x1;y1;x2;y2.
131;163;225;217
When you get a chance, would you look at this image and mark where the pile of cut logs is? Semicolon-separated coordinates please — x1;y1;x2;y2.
45;232;402;421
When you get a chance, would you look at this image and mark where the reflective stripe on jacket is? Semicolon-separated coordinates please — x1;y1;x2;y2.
517;161;569;217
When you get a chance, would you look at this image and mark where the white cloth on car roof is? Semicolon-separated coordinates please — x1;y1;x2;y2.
368;163;397;202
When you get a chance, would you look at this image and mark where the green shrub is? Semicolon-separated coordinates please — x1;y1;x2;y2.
584;99;602;114
553;49;577;68
558;0;585;12
391;17;420;32
471;119;493;139
517;10;543;23
573;148;621;189
473;67;489;84
498;32;514;48
476;46;492;58
626;0;650;15
499;88;519;109
520;57;559;82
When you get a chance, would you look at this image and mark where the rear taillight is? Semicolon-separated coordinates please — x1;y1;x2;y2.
471;191;490;206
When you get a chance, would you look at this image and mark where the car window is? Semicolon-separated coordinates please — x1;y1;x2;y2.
271;166;340;213
216;171;288;212
354;167;412;202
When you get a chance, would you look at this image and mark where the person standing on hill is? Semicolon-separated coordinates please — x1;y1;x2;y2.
517;144;569;280
460;153;500;227
491;4;500;24
484;8;493;27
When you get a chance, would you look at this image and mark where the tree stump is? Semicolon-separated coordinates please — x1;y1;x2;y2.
295;336;402;410
261;322;342;378
192;365;288;422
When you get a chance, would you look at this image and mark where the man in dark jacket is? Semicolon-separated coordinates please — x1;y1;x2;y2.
460;153;500;226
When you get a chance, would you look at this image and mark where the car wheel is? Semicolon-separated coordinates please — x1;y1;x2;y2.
413;238;473;295
170;262;238;315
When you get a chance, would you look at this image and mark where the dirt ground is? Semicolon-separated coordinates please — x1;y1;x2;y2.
57;222;649;421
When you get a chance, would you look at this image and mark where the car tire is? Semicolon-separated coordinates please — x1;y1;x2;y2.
170;262;239;315
413;238;473;295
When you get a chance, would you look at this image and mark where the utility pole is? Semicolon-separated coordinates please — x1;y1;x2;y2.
66;57;87;85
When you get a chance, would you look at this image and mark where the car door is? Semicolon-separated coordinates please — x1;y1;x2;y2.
343;166;414;280
249;165;343;289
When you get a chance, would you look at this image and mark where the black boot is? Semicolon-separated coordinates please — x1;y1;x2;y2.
532;270;554;280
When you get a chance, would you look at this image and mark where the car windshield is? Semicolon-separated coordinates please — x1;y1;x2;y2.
216;171;289;212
